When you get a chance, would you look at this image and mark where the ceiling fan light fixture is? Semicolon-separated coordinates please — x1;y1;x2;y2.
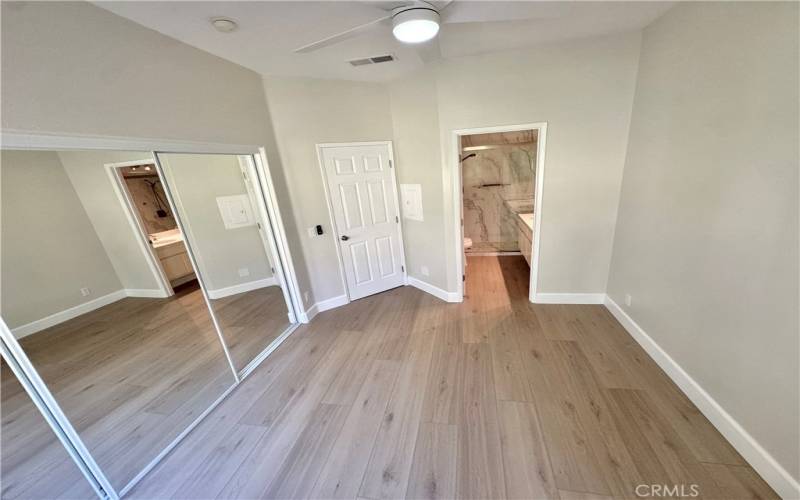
392;8;440;44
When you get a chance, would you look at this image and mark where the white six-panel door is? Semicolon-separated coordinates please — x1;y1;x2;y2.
319;143;406;301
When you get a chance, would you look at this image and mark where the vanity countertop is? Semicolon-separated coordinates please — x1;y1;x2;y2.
515;212;534;241
149;228;183;249
517;212;534;231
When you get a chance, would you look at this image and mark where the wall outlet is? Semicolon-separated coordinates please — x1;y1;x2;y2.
420;265;430;277
238;267;250;277
624;294;632;307
80;287;91;297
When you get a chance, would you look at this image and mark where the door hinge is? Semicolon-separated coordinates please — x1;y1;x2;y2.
389;160;393;168
256;222;262;230
401;265;405;272
241;170;248;181
395;215;399;223
271;267;275;273
463;274;466;282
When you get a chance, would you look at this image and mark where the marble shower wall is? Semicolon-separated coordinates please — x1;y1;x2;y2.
462;144;535;252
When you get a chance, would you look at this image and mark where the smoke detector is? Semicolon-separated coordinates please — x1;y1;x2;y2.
210;17;238;33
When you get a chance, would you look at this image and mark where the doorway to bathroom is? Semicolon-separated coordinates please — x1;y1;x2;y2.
106;159;193;297
452;122;547;303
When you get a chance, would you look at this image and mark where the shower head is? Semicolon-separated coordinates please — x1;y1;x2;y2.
460;153;477;163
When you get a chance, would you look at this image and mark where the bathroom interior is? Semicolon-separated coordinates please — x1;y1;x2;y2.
461;129;537;274
120;163;197;291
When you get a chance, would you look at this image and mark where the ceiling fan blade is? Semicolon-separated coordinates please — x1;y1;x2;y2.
294;15;391;53
441;1;569;24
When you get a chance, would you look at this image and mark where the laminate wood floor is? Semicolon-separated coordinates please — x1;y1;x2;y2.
1;281;290;495
128;256;777;500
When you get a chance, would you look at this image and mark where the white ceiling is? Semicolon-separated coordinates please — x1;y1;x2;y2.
95;1;675;82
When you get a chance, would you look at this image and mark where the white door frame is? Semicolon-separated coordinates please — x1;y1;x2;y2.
0;129;306;499
104;158;174;298
451;122;548;303
316;140;408;304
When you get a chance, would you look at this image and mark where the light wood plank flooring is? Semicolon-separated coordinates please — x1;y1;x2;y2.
127;256;777;500
1;281;289;494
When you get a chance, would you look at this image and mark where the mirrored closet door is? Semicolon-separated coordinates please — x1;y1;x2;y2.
1;354;97;500
157;153;294;373
0;149;240;494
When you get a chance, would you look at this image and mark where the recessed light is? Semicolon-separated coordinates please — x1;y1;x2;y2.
210;17;238;33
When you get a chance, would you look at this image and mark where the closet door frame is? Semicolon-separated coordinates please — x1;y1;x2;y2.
0;131;305;498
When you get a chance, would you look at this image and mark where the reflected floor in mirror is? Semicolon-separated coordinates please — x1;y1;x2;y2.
211;286;290;371
1;361;97;500
4;281;238;489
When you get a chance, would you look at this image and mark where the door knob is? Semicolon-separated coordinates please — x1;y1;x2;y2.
341;235;350;241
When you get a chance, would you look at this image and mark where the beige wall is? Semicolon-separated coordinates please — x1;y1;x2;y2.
58;150;162;292
1;1;269;147
159;153;273;292
607;1;799;485
388;72;449;290
263;76;395;306
387;32;642;294
0;151;122;329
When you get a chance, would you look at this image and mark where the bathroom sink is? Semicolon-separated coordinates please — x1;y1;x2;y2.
149;228;183;248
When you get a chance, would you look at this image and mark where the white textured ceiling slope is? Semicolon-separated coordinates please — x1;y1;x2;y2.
95;1;674;82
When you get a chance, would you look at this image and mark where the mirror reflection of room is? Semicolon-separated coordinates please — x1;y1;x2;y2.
119;163;197;291
0;149;236;492
0;359;96;499
158;153;292;373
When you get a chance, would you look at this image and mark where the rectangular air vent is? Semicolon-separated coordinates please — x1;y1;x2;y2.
348;54;395;67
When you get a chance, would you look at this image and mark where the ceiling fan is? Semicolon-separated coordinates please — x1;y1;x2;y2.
294;1;453;53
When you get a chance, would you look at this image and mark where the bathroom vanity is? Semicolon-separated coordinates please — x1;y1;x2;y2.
515;212;534;266
150;228;195;284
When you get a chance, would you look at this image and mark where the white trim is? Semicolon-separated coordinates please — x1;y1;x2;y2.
1;129;260;155
237;322;299;379
9;288;171;339
299;294;349;323
314;146;351;304
604;296;800;500
450;122;548;304
407;277;461;303
117;381;238;498
0;321;119;498
533;292;605;304
206;277;278;300
125;288;169;298
104;159;174;299
315;141;408;304
152;155;241;384
251;151;301;324
11;290;127;339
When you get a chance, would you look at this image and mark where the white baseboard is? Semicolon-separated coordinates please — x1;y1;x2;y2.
206;277;277;300
125;288;169;298
11;290;127;339
300;294;349;323
604;296;800;499
407;277;461;303
533;292;605;304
